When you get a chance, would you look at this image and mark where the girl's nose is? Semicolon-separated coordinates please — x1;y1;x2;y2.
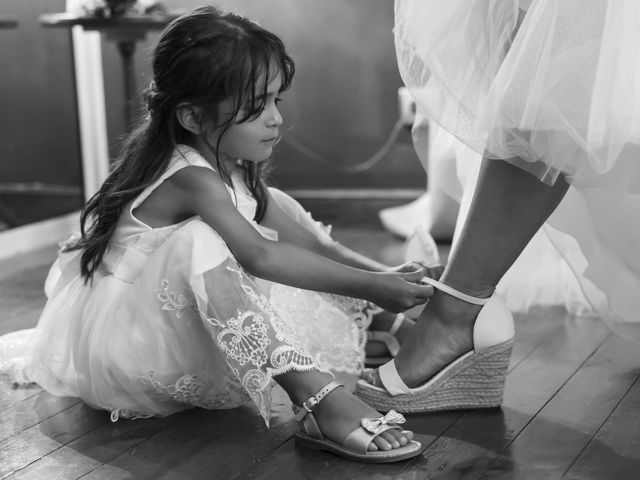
268;106;283;127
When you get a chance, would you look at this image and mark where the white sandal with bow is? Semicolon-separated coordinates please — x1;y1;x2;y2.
293;381;422;463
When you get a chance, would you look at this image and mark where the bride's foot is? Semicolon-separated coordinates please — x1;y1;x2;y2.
366;289;484;388
356;278;514;414
279;371;414;452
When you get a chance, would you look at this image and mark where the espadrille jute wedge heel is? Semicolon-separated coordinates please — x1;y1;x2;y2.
355;277;515;413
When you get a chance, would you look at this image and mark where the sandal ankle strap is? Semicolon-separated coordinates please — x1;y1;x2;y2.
294;381;343;421
421;277;489;306
388;313;405;336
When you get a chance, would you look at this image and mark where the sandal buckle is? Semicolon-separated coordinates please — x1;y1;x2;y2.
303;396;319;413
299;381;343;414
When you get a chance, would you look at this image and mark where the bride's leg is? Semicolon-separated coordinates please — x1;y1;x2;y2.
394;157;569;387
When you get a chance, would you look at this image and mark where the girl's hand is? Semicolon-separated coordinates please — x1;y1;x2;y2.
386;261;445;281
370;268;435;313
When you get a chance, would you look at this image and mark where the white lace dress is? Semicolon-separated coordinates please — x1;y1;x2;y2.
0;146;372;424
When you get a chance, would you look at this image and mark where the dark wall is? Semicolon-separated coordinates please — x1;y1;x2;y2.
0;0;84;228
0;1;424;231
101;0;425;191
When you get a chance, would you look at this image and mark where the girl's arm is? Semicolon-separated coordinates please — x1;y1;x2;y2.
259;191;389;270
171;166;433;313
261;189;440;274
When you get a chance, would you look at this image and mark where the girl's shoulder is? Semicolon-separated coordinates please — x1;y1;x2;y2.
171;145;216;172
163;146;234;201
129;145;218;215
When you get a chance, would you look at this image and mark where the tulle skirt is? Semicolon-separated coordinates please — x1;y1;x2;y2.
395;0;640;339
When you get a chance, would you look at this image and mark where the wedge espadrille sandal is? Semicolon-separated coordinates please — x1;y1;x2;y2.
293;381;422;463
355;278;515;413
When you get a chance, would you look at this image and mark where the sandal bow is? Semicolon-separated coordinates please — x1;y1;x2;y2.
360;409;405;434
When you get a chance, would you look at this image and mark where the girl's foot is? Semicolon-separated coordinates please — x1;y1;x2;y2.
366;289;483;388
279;371;414;452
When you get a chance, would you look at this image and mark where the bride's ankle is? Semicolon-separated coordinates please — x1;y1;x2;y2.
438;275;495;300
427;290;483;327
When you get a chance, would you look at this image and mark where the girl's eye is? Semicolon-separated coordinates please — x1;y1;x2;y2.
240;96;281;120
240;103;264;119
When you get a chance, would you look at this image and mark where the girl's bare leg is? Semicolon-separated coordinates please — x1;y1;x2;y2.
392;157;570;387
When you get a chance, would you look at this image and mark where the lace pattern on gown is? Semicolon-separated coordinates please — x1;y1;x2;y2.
155;259;320;423
139;371;249;410
155;280;199;320
270;286;374;374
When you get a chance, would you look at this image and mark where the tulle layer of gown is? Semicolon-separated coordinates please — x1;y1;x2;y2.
395;0;640;339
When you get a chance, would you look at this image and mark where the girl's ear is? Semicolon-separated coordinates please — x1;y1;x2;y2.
176;103;204;134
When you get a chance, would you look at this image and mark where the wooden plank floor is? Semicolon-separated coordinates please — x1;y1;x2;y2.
1;227;640;479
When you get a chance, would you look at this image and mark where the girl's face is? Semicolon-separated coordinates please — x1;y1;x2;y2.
211;74;284;166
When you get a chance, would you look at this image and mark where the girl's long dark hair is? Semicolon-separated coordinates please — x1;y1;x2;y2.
66;5;295;281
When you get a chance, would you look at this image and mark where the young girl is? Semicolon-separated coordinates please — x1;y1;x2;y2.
0;6;436;463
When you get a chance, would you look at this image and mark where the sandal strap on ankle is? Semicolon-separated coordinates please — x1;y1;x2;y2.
421;277;489;306
294;381;343;421
388;313;405;336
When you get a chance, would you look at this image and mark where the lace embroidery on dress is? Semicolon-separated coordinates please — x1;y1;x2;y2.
156;261;319;423
199;283;317;420
323;294;376;332
350;300;378;331
109;409;155;422
139;370;249;410
269;285;373;373
326;294;371;315
205;310;272;367
155;280;199;320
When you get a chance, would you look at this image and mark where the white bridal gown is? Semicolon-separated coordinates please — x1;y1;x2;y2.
395;0;640;339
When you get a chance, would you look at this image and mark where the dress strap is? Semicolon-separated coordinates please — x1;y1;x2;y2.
131;145;215;211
